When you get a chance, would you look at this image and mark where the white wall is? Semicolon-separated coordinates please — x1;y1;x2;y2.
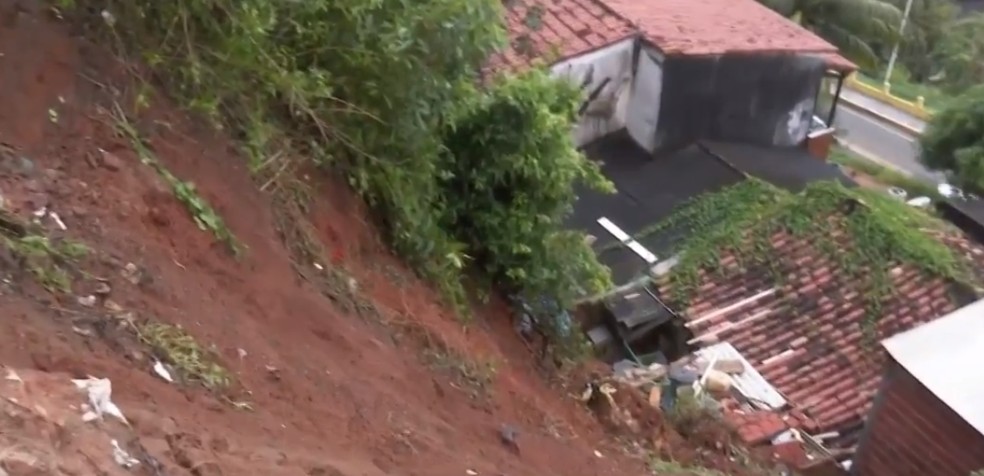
551;39;635;148
773;96;815;146
626;48;664;152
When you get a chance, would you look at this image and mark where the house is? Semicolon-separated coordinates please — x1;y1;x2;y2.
569;145;984;462
564;132;855;360
494;0;854;155
852;298;984;476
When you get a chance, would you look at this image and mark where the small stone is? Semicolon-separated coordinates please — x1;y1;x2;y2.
121;263;141;285
99;148;123;171
93;282;111;296
104;300;123;313
77;295;97;307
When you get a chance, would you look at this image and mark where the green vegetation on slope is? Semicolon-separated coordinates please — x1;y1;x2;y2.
76;0;610;356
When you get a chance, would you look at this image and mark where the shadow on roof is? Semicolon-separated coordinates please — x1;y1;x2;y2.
568;130;855;285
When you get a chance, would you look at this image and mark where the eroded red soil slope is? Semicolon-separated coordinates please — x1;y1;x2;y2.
0;3;651;475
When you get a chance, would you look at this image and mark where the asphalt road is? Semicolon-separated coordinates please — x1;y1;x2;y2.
833;103;944;183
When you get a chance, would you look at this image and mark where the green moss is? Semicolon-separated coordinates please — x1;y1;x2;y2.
625;180;977;329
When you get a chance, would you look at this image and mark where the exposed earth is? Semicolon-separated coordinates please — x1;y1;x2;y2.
0;3;766;475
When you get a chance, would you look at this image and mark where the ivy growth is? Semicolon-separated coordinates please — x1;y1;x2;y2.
635;180;977;328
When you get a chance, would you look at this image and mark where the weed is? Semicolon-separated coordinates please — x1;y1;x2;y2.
828;146;940;200
111;105;242;256
424;348;498;398
647;458;728;476
1;230;88;292
137;322;232;391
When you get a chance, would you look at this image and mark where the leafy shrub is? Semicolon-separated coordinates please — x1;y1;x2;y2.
83;0;611;345
920;85;984;192
439;70;613;308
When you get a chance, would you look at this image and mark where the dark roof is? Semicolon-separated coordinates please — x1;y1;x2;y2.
568;132;854;285
942;196;984;226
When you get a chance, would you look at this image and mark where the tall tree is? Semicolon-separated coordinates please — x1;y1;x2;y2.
919;84;984;191
934;12;984;93
757;0;903;70
887;0;958;82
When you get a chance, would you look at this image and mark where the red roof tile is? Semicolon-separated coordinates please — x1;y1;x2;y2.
656;213;984;450
491;0;636;72
601;0;836;56
726;409;789;445
493;0;855;73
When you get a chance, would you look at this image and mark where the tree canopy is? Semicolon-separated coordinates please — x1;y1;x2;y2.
756;0;903;70
920;84;984;191
934;13;984;94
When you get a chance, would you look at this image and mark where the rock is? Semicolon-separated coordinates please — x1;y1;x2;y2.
77;295;97;307
647;386;661;408
192;461;224;476
93;282;111;296
703;370;732;394
103;300;123;314
121;263;141;285
99;149;123;171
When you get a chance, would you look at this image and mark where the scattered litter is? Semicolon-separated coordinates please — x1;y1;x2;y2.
72;325;95;337
48;108;58;124
32;207;47;218
49;212;67;231
465;470;478;476
111;440;139;468
77;295;97;307
72;377;128;425
5;369;22;383
152;361;174;383
237;348;247;359
313;262;324;271
593;450;603;458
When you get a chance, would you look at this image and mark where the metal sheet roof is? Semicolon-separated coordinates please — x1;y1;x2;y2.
882;298;984;436
695;341;787;410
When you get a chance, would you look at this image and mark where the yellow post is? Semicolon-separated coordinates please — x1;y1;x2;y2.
882;82;892;94
916;96;925;111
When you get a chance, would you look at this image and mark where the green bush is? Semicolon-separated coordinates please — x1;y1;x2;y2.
920;84;984;192
84;0;611;342
439;71;613;308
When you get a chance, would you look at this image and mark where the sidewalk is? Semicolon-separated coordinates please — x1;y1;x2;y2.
839;88;927;134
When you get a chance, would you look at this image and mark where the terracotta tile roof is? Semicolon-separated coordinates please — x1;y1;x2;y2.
491;0;636;72
655;212;984;449
725;409;790;445
601;0;837;56
493;0;855;73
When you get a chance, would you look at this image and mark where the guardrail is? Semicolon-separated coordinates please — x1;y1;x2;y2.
843;74;934;121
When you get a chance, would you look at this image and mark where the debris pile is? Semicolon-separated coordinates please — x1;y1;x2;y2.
581;347;849;476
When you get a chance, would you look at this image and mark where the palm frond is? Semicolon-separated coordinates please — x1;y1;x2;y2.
815;23;881;70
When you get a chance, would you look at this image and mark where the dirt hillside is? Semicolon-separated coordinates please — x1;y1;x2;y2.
0;3;666;475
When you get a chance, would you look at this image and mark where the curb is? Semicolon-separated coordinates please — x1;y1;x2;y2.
838;97;924;138
842;76;934;121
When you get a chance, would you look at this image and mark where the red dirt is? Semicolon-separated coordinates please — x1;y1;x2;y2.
0;3;660;476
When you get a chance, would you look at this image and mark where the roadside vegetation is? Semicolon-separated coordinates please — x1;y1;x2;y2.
920;85;984;192
756;0;984;103
70;0;610;361
829;146;941;199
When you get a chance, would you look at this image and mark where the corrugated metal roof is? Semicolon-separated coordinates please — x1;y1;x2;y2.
695;341;787;410
882;298;984;436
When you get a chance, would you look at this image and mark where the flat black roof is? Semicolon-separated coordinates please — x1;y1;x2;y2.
569;131;854;285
